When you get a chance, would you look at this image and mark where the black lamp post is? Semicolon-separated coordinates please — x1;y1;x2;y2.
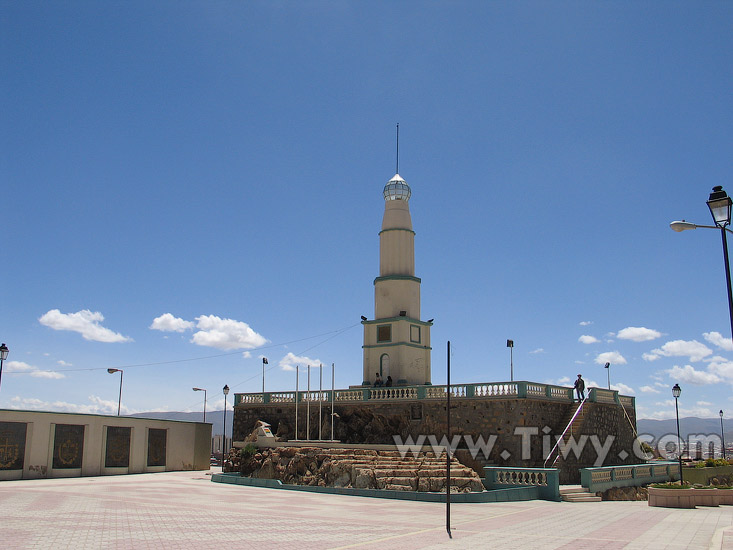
222;384;229;469
193;387;207;422
604;362;611;390
671;186;733;345
107;368;123;416
506;339;514;382
0;343;9;392
672;383;683;483
721;410;727;460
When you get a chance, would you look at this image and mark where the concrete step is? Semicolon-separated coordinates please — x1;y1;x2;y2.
560;485;601;502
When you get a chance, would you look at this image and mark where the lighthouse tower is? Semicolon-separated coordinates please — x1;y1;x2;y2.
362;173;432;386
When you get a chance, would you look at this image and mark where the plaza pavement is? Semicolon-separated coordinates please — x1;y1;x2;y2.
0;469;731;549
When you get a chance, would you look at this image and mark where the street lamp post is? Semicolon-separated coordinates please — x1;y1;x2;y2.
222;384;229;469
670;186;733;344
107;368;123;416
192;387;207;422
506;339;514;382
672;383;683;483
721;410;727;460
604;362;611;390
0;343;9;392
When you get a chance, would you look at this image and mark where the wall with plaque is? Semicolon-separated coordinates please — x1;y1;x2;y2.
0;410;210;480
105;426;131;468
52;424;85;469
0;421;27;471
147;428;167;467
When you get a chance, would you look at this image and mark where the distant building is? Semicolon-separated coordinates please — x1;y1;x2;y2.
362;173;433;386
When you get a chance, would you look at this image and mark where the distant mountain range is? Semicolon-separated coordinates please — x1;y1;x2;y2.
130;411;229;437
128;411;732;443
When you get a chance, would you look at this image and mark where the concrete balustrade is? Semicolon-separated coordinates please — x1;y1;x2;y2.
235;381;635;409
580;462;679;493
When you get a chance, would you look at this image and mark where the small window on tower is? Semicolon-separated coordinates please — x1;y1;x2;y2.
410;325;421;343
377;325;391;343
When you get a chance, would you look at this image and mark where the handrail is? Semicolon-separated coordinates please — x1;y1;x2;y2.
543;398;587;468
620;401;638;439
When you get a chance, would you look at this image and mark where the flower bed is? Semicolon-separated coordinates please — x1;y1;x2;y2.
648;486;733;508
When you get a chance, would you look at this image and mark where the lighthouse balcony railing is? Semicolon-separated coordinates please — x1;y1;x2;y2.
234;382;635;408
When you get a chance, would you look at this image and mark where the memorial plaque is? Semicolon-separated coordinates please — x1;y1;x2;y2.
53;424;85;469
147;428;167;467
0;421;27;470
105;426;131;468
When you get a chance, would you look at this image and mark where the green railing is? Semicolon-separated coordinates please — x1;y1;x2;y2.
580;462;679;493
234;381;635;409
483;466;561;501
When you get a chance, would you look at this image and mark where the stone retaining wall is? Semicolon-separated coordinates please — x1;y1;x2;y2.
234;397;637;484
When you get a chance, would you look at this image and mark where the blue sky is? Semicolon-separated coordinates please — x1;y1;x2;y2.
2;2;733;421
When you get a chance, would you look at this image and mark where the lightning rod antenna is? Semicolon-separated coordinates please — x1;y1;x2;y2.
396;123;399;174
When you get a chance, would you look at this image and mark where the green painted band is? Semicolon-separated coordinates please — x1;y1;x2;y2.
378;228;416;236
362;342;433;351
362;317;433;326
373;275;421;285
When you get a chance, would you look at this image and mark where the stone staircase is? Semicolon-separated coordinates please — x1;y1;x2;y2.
560;485;601;502
319;448;485;492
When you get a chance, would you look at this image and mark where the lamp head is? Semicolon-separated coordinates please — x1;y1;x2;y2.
107;368;120;374
223;384;229;395
506;339;514;348
604;362;610;369
193;387;204;392
0;343;8;361
670;220;697;232
707;186;732;228
672;383;681;398
721;409;724;418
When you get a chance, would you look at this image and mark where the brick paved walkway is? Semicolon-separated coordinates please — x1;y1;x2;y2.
0;470;731;549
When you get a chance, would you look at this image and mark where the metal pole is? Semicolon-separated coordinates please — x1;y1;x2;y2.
675;396;683;483
223;394;227;466
307;365;311;441
719;228;733;345
117;370;123;416
203;389;207;423
262;358;265;395
510;346;513;382
446;340;452;539
319;364;323;441
0;355;4;392
331;363;335;441
721;412;727;460
607;367;610;390
295;367;299;441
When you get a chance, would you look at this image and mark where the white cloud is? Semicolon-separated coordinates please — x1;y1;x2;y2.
191;315;267;350
4;360;65;379
9;395;130;414
529;348;544;354
242;351;252;359
57;360;72;367
647;340;712;363
666;364;722;386
594;351;627;365
150;313;194;333
697;401;712;406
642;352;661;362
616;326;662;342
279;352;322;372
639;385;660;394
579;321;593;326
703;331;733;352
39;309;132;343
707;356;733;382
578;335;599;344
611;383;634;395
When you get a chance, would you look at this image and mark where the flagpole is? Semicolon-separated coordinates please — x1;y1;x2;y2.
295;366;299;441
319;364;323;441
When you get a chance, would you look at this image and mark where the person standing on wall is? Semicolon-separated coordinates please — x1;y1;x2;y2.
574;374;585;402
